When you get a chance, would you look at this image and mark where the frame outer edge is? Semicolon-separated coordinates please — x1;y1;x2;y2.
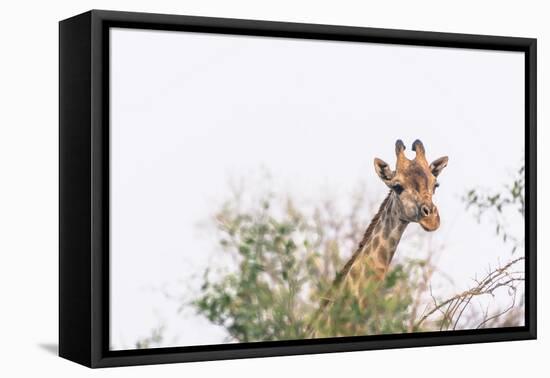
59;11;93;368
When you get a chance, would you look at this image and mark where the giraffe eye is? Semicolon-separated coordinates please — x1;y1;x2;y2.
392;183;404;195
433;182;440;193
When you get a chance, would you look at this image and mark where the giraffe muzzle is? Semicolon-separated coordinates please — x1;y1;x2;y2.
418;205;440;231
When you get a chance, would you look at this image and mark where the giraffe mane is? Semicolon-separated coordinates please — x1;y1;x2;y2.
333;190;392;286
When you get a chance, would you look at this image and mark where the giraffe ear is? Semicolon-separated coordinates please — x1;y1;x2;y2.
430;156;449;177
374;158;395;184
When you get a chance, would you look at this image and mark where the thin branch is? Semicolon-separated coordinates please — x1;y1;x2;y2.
414;257;524;329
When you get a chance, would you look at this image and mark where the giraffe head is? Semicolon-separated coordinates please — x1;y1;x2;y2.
374;139;448;231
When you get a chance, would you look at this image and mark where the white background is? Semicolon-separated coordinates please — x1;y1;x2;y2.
0;0;547;376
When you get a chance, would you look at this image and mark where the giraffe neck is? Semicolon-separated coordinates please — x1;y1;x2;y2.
306;192;409;337
339;191;409;283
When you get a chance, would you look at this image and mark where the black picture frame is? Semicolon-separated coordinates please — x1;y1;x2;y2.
59;9;537;368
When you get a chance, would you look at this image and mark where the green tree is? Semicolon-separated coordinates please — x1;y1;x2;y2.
193;187;435;342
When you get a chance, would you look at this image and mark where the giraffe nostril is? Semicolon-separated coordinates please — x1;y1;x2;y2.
420;205;431;217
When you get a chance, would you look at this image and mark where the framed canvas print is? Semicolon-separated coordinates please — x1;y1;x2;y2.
59;10;537;368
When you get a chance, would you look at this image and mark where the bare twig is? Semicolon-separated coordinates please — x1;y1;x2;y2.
415;257;524;330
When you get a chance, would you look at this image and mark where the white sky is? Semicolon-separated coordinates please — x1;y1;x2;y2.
109;28;525;350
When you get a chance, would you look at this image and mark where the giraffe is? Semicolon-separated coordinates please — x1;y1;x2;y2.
307;139;448;337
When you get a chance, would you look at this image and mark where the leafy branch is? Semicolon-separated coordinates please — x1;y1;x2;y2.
463;162;525;252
